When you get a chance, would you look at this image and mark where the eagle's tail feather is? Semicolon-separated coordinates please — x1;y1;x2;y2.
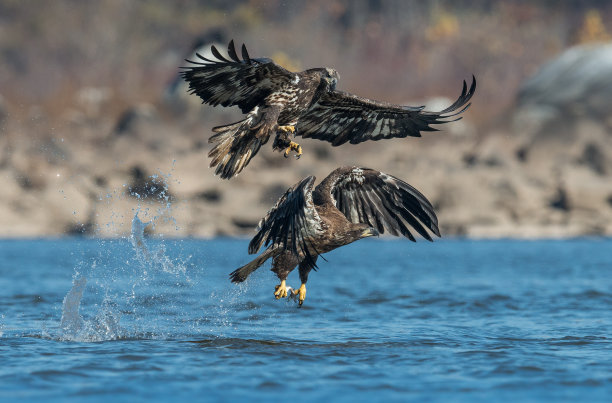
208;110;267;179
229;248;275;283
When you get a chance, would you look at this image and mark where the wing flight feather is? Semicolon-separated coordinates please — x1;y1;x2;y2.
297;76;476;145
181;40;295;113
248;176;323;268
326;167;440;241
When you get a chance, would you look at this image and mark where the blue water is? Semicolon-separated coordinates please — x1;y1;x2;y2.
1;237;611;402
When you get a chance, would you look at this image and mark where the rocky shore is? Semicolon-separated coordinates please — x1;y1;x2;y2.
1;44;611;239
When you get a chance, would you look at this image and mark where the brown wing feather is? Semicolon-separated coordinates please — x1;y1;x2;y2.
249;176;323;268
324;167;440;241
297;76;476;146
181;40;295;113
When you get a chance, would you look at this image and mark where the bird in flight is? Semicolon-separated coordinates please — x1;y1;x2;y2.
181;40;476;179
229;166;440;306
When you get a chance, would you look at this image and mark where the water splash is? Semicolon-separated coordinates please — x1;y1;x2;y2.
130;211;187;276
59;276;86;336
57;176;192;341
130;214;151;257
59;276;124;342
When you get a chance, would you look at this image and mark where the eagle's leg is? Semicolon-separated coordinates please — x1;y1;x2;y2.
289;257;316;307
283;142;302;159
276;125;302;159
271;252;298;300
274;280;290;299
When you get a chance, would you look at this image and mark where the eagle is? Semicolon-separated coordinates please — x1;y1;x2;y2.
181;40;476;179
229;166;440;306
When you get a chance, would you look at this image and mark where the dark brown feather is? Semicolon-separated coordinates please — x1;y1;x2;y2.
297;76;476;146
319;167;440;240
181;41;294;114
231;166;440;289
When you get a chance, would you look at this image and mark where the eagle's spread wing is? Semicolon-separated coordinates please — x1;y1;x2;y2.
327;167;440;241
249;176;323;268
181;40;295;113
297;76;476;146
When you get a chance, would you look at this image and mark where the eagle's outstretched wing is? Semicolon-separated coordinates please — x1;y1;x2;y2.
324;167;440;241
248;176;323;268
297;76;476;146
181;40;295;113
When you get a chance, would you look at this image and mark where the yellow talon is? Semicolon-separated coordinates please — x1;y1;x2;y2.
274;280;289;299
283;141;303;159
291;283;307;306
278;125;295;133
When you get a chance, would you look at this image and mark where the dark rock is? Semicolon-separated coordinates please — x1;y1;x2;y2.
232;218;258;230
196;188;222;203
549;186;570;211
483;156;504;167
515;146;528;162
193;139;206;150
128;165;173;201
64;221;96;236
461;152;504;168
463;153;477;167
432;189;456;212
579;142;606;175
94;175;107;187
15;171;45;191
113;104;157;136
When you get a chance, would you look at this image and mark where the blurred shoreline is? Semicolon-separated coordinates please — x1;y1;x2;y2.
1;1;611;239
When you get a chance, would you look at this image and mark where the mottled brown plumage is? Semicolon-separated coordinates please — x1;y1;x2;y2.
229;166;440;306
181;40;476;179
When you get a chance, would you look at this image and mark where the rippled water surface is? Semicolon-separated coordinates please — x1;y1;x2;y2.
1;237;611;402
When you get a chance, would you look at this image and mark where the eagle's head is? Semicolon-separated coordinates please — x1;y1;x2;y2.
323;68;339;90
349;223;379;242
335;223;379;248
358;226;379;239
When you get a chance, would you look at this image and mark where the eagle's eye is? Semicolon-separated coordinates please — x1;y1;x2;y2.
324;68;337;79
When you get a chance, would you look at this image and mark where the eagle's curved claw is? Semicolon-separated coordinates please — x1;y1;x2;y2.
290;283;307;307
274;280;290;299
278;125;295;134
283;142;302;159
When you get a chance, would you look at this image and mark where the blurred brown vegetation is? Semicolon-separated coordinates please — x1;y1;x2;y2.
3;0;611;123
1;0;612;238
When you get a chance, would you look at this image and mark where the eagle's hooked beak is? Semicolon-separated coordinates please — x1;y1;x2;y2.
361;227;379;238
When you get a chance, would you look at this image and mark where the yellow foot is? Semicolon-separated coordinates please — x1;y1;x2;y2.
278;125;295;134
274;280;290;299
290;283;307;307
283;141;303;159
